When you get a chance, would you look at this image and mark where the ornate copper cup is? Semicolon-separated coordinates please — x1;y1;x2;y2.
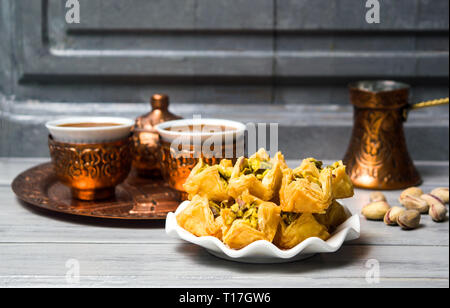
343;80;449;190
48;136;133;200
155;119;246;197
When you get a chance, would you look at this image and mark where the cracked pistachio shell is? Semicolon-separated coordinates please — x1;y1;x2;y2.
421;194;448;222
430;187;449;204
400;187;423;200
421;194;444;208
429;201;448;222
399;194;429;214
384;206;405;226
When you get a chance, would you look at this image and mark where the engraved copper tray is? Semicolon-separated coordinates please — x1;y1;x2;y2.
11;162;182;220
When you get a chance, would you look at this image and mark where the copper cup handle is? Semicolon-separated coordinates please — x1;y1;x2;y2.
403;97;449;121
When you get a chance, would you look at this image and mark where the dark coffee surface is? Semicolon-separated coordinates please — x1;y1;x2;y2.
167;125;236;132
58;123;122;128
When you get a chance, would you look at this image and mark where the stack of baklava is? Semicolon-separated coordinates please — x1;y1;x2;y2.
177;149;354;250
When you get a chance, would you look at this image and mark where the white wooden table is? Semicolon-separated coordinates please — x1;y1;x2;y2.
0;158;448;288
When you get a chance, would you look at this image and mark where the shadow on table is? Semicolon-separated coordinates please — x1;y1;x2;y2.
175;243;372;275
17;199;165;229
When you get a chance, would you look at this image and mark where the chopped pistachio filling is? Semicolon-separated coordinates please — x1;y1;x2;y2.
218;165;232;180
310;158;324;170
240;157;273;180
224;199;259;229
194;160;232;185
293;158;323;185
293;172;321;185
255;169;270;180
281;212;301;226
209;200;231;218
326;161;340;170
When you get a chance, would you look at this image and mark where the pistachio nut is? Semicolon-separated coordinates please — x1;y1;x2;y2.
400;187;423;200
430;187;449;204
429;201;448;222
384;206;405;226
421;194;448;222
421;193;444;208
397;210;421;230
361;201;390;221
399;194;429;214
370;191;386;203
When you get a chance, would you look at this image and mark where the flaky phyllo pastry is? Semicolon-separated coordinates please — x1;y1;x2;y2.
176;191;281;249
280;158;354;214
314;200;349;233
177;150;354;250
227;149;286;201
326;161;354;199
274;201;349;249
183;158;233;202
176;195;224;239
274;213;330;249
220;192;281;250
280;158;333;214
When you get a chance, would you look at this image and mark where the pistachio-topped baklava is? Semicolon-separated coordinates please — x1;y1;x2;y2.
280;158;333;214
220;191;281;249
325;161;354;199
274;213;330;249
176;150;354;251
280;158;354;214
183;158;233;202
313;200;349;233
176;195;223;239
227;148;286;201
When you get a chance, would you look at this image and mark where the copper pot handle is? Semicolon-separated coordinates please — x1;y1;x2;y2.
410;97;449;110
403;97;449;120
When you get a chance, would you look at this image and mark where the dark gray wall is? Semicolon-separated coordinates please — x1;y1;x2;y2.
2;0;449;103
1;0;449;159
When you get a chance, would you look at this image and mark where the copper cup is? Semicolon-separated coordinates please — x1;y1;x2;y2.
45;117;134;200
343;80;448;190
155;119;246;196
48;136;132;200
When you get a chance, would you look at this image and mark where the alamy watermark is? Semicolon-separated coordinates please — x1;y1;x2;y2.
65;0;80;24
65;1;380;26
365;259;380;284
366;0;380;24
65;258;80;285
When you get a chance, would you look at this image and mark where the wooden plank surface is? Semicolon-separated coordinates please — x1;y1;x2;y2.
0;158;448;287
0;244;448;288
0;157;48;186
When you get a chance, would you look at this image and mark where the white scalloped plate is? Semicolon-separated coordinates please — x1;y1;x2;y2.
166;201;360;263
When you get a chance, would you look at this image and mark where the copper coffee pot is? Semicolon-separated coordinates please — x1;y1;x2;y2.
132;94;182;177
343;80;449;190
